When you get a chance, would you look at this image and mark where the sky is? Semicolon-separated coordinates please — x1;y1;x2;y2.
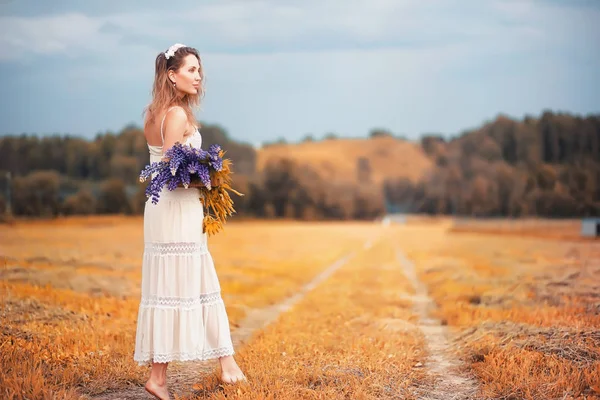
0;0;599;146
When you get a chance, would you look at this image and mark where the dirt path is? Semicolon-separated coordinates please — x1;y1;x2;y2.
396;248;479;400
91;248;361;400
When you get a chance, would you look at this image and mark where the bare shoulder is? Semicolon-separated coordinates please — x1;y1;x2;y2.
164;106;187;125
162;106;188;146
164;107;188;132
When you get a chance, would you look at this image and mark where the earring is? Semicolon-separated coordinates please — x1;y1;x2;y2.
172;81;176;88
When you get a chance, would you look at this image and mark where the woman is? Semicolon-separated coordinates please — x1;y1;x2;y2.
133;43;246;400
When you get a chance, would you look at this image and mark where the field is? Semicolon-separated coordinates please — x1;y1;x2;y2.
256;136;433;184
1;216;599;399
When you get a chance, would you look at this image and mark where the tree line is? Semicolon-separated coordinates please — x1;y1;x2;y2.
385;112;600;217
0;110;598;220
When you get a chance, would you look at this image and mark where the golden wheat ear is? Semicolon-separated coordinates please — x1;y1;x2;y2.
202;215;223;236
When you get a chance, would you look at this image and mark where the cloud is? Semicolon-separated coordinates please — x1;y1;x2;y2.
0;0;598;140
0;0;566;63
0;13;103;61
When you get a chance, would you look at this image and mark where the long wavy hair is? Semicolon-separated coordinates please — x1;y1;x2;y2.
144;45;205;131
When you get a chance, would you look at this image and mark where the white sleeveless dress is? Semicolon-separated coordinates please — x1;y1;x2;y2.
133;108;235;366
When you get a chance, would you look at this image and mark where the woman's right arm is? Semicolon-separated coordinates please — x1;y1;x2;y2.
161;107;187;160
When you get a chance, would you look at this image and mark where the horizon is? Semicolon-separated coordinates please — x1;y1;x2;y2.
1;1;599;148
1;109;598;149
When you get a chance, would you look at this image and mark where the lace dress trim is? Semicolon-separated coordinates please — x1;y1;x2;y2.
135;346;235;365
144;242;208;256
139;291;224;310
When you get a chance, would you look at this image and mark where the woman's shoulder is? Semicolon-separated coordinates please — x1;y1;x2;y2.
164;105;186;118
163;110;184;126
162;106;188;128
144;105;185;126
163;105;195;138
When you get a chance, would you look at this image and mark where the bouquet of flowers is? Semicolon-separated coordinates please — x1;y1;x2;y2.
138;142;244;236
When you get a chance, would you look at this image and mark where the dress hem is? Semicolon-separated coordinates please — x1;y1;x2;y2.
134;346;235;366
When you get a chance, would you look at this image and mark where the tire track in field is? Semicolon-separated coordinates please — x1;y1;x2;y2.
230;251;357;348
396;248;479;400
92;241;372;400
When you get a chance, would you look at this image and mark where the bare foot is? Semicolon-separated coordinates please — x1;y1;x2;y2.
219;355;247;384
145;379;170;400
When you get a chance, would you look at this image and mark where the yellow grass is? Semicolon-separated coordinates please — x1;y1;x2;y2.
398;223;600;399
2;216;599;399
450;218;592;242
184;236;428;399
0;217;383;399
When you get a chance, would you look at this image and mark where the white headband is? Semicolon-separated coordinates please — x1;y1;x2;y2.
164;43;186;60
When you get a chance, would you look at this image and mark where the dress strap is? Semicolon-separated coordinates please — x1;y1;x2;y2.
160;106;180;145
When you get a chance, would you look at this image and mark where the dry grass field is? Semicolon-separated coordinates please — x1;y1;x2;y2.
450;217;590;242
404;221;600;399
1;216;599;399
256;136;433;185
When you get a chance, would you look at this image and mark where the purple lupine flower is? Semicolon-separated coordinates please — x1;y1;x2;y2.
140;142;227;204
210;157;223;172
207;144;223;172
166;177;179;191
197;149;209;161
139;160;167;182
166;143;187;176
197;163;211;189
178;160;192;188
145;167;171;204
208;144;221;155
188;160;201;174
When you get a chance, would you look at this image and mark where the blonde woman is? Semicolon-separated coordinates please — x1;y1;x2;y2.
133;43;246;400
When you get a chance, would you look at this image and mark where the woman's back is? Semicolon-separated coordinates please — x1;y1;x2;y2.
144;106;197;161
144;111;165;148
